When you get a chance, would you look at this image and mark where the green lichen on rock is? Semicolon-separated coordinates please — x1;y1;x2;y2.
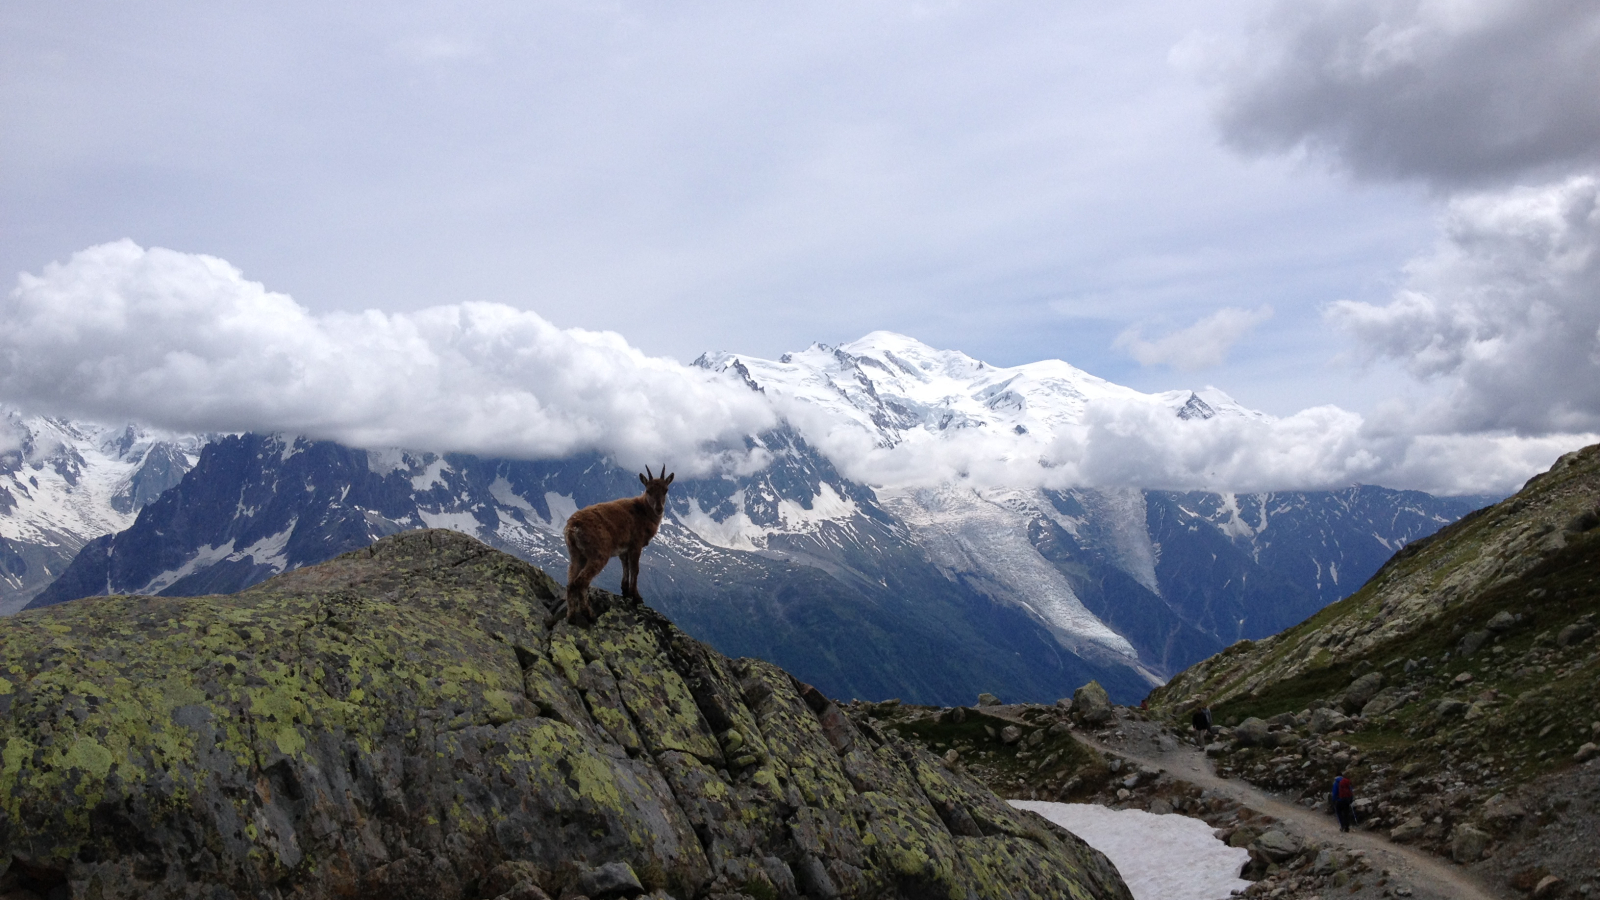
0;530;1131;900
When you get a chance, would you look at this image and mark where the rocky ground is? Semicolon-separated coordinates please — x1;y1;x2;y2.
863;678;1598;900
0;531;1136;900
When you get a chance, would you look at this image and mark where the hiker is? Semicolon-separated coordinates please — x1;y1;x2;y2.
1331;772;1356;832
1190;705;1213;746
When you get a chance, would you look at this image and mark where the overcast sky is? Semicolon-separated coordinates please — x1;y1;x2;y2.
4;1;1598;495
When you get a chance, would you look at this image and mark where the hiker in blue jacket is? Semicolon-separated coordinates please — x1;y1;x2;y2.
1331;773;1356;832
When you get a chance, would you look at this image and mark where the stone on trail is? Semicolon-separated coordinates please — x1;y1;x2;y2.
1232;717;1270;747
1449;824;1490;863
1251;830;1301;863
1457;630;1490;657
1557;622;1595;647
1308;707;1351;734
1000;724;1023;744
976;692;1002;707
1481;793;1526;828
1361;687;1406;718
1486;611;1516;632
1435;698;1471;717
1073;680;1115;726
1390;817;1426;843
1339;672;1383;714
1575;742;1599;763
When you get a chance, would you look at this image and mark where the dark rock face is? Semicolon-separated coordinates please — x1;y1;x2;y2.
0;530;1132;900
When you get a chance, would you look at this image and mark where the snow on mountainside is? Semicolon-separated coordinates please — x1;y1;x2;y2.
695;331;1259;470
0;411;202;612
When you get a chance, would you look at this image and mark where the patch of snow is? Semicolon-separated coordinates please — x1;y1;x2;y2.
677;483;865;552
410;458;451;491
138;540;239;594
226;522;296;573
488;476;537;515
543;492;578;529
679;492;762;552
416;509;484;535
1009;801;1250;900
363;447;410;476
777;482;859;530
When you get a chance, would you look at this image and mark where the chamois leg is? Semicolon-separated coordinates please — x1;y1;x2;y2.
564;523;610;626
565;553;609;625
622;547;644;601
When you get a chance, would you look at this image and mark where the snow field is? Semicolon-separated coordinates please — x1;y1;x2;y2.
1009;801;1251;900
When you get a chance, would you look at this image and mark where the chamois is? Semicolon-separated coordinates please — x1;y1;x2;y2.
561;466;674;626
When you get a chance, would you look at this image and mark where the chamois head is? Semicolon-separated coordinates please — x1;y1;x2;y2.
639;465;675;515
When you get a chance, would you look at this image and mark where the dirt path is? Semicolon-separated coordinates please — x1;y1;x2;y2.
1075;729;1504;900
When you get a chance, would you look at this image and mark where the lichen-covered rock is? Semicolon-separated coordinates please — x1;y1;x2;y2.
1250;830;1301;863
1071;681;1113;726
1307;707;1350;734
0;530;1132;900
1338;672;1383;714
1449;824;1490;863
1231;717;1269;747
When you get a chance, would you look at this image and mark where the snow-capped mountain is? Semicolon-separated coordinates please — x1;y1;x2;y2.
683;333;1488;684
9;334;1491;703
0;411;202;612
694;331;1260;477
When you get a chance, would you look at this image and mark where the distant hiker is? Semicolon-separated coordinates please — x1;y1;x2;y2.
1191;705;1213;746
1331;773;1356;832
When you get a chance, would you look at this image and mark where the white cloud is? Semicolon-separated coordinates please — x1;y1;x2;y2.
0;241;776;474
759;353;1571;496
1207;0;1600;186
2;242;1584;497
1113;305;1273;371
799;392;1580;497
1329;176;1600;435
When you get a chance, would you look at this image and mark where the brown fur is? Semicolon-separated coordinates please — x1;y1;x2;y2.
562;467;674;625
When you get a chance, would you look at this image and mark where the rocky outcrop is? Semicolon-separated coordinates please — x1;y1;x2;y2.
0;530;1132;900
1071;681;1114;726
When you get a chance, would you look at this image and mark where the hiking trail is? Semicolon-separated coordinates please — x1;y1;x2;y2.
1074;726;1506;900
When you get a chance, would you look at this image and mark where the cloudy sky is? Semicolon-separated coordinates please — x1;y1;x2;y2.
3;1;1598;495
